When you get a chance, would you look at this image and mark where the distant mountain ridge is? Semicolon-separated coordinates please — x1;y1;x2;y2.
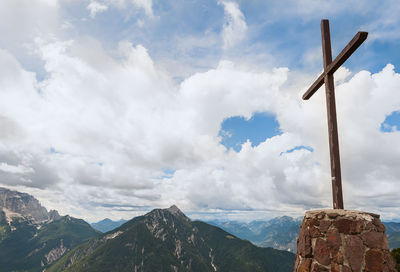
386;222;400;249
91;218;128;233
386;222;400;234
49;205;295;272
208;216;400;252
207;216;302;252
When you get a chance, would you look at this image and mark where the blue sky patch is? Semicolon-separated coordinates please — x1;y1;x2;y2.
280;146;314;156
380;111;400;132
219;112;281;152
49;147;62;154
159;167;176;179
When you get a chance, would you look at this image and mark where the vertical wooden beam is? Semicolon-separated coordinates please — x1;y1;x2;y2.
321;20;344;209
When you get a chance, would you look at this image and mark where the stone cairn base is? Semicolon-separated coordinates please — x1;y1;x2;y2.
294;209;397;272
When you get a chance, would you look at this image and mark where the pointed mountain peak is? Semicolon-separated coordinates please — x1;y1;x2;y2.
166;205;180;214
160;205;189;221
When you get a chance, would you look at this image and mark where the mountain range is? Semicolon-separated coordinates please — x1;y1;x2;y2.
50;205;295;271
0;187;295;271
91;218;128;233
89;214;302;252
94;215;400;252
207;216;302;252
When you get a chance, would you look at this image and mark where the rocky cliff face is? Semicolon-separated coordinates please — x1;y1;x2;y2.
0;187;59;223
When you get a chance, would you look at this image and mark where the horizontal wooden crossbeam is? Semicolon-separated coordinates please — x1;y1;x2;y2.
302;31;368;100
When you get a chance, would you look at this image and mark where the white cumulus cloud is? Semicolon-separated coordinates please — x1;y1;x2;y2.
1;35;399;222
219;1;248;49
87;1;109;18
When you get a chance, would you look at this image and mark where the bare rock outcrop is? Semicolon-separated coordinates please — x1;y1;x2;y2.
0;187;59;223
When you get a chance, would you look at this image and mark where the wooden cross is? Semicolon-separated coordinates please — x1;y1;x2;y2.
303;20;367;209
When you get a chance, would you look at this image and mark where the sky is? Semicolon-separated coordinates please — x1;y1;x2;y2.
0;0;400;223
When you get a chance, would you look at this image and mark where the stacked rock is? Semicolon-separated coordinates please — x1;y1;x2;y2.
294;209;397;272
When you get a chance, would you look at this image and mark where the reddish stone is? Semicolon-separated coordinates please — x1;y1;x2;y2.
306;218;320;227
372;218;386;232
311;263;329;272
333;219;362;234
316;212;326;220
309;225;322;238
365;249;383;272
319;220;331;233
344;235;364;272
294;255;301;270
327;212;339;219
353;220;363;234
365;222;377;232
332;250;343;264
333;219;351;233
298;226;312;258
326;228;341;249
297;226;305;256
383;235;389;250
341;265;351;272
361;231;385;249
297;258;312;272
331;262;340;272
314;238;330;266
350;220;363;234
326;228;341;263
383;250;397;272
